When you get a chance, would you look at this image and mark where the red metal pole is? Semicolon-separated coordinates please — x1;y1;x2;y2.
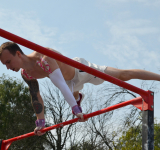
0;28;148;99
1;97;142;150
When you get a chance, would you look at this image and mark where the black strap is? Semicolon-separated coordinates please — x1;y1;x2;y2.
79;70;97;78
79;70;84;72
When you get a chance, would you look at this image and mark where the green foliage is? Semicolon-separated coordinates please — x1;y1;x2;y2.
0;74;46;150
115;126;142;150
154;120;160;150
115;119;160;150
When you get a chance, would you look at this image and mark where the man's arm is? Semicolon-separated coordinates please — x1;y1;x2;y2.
22;76;44;119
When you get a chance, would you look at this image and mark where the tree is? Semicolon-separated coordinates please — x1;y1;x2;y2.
68;140;105;150
66;81;159;150
115;119;160;150
0;74;46;150
38;79;159;150
1;74;159;149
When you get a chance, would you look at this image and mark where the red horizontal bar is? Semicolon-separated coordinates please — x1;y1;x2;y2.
2;96;142;148
0;28;148;98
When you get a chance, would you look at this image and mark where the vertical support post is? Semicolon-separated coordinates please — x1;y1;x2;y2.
142;92;154;150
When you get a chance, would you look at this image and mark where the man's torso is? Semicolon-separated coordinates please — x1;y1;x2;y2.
21;49;75;81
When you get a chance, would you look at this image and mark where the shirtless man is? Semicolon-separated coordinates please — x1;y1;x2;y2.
1;42;160;136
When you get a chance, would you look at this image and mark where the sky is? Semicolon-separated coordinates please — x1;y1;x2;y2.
0;0;160;119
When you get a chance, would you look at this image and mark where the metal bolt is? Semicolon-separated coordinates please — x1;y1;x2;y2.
151;93;154;96
151;105;154;108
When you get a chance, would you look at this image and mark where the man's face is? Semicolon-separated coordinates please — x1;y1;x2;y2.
0;49;22;72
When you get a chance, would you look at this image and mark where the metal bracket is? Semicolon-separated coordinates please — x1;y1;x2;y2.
131;98;148;111
131;90;154;111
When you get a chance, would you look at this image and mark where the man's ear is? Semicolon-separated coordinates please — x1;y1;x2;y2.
16;51;21;57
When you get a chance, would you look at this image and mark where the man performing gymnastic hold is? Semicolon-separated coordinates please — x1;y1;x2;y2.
1;42;160;136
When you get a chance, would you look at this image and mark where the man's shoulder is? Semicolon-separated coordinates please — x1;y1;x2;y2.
26;51;44;61
45;47;62;55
